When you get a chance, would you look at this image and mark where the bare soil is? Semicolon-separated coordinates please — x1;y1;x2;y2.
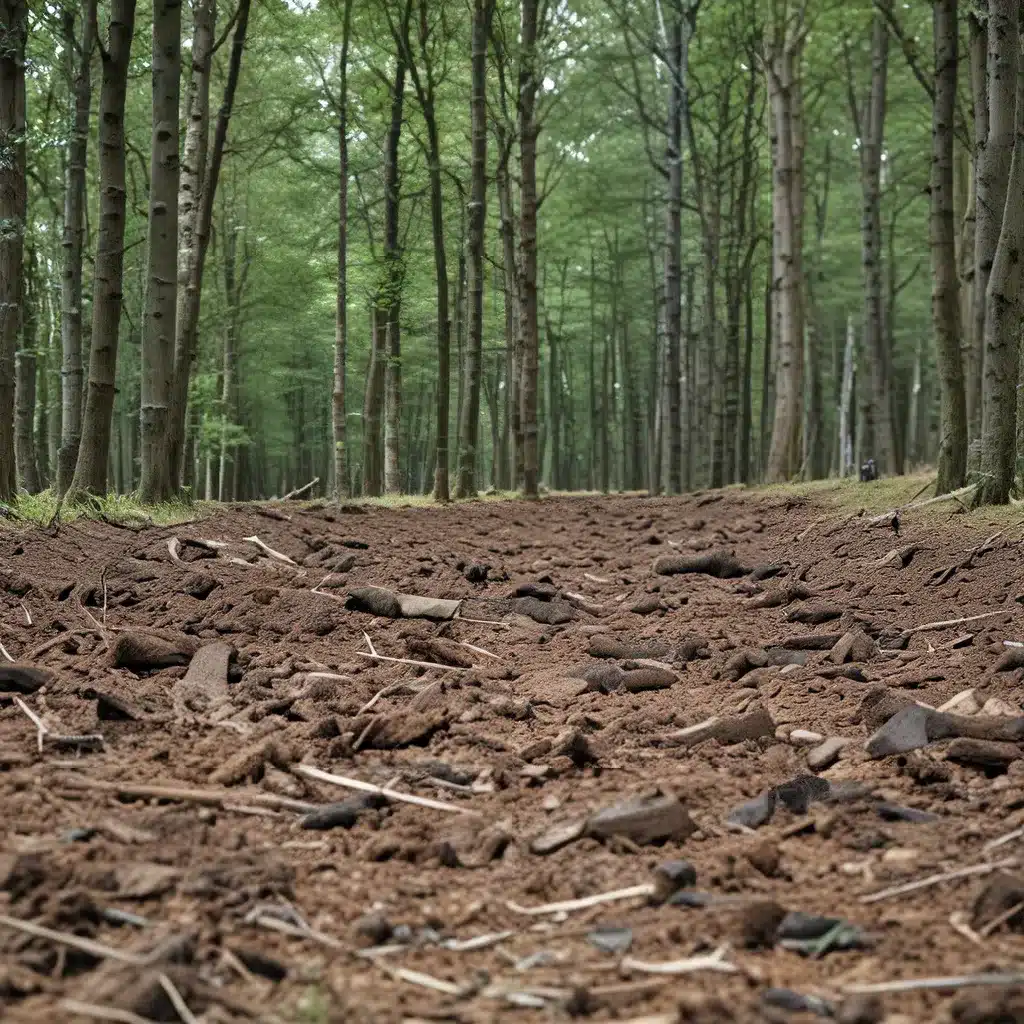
1;490;1023;1024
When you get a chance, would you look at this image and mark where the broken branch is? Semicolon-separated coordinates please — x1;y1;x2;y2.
243;535;298;565
506;883;655;915
860;857;1018;904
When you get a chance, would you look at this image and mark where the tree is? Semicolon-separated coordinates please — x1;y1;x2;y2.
762;0;807;482
930;0;966;495
518;0;540;498
454;0;495;498
975;4;1021;505
139;0;182;503
55;0;97;496
70;0;138;499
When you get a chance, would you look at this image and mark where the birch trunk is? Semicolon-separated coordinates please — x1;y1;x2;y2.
838;312;855;476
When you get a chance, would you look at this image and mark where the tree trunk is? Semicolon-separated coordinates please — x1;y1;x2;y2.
332;0;353;500
362;305;385;496
974;0;1017;443
856;0;894;474
975;11;1022;506
455;0;495;498
69;0;136;499
518;0;540;498
426;119;451;502
495;130;520;490
56;0;96;495
139;0;182;503
764;19;806;482
931;0;968;494
838;312;856;475
167;0;249;491
381;46;406;495
964;8;985;440
15;243;38;492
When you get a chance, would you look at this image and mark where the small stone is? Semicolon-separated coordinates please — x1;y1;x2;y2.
737;900;787;949
727;790;777;829
807;736;851;771
353;913;394;947
830;629;878;665
530;819;586;855
865;704;932;758
938;689;981;714
971;871;1024;933
518;738;553;761
837;994;884;1024
586;792;696;846
946;738;1022;770
745;840;781;878
723;648;769;682
587;926;633;955
621;667;676;692
677;704;775;747
550;727;597;766
788;728;824;746
630;594;663;616
982;696;1021;717
649;859;698;903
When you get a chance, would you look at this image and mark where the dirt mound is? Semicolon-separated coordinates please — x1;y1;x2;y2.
1;492;1022;1022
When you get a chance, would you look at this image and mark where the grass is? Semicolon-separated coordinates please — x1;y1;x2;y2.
2;489;207;529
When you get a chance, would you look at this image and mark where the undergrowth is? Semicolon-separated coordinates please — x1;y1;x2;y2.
1;489;204;529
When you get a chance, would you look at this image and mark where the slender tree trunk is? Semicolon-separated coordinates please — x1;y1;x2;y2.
362;306;385;495
764;19;806;482
964;9;985;440
70;0;136;499
518;0;540;498
381;49;406;495
56;0;96;495
15;243;39;492
976;11;1022;505
975;0;1017;443
167;0;249;490
838;312;856;475
139;0;182;503
333;0;353;499
931;0;968;494
495;131;520;490
455;0;495;498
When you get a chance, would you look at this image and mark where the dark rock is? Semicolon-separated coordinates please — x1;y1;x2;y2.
836;995;884;1024
515;582;558;601
587;926;633;955
763;988;834;1018
727;791;777;829
653;550;748;578
113;633;196;671
182;572;219;599
301;793;386;830
353;912;394;947
875;802;939;824
780;633;845;651
775;775;832;814
512;596;574;625
530;819;587;855
580;662;625;692
587;635;671;660
229;948;288;983
359;711;447;750
0;664;53;694
945;738;1023;770
865;704;932;758
586;792;696;846
738;900;787;949
972;872;1024;933
746;840;781;877
723;648;769;682
650;859;698;903
749;563;787;582
786;603;843;625
630;594;663;616
830;630;878;664
463;563;489;583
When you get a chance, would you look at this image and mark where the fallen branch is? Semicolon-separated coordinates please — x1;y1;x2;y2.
372;958;463;996
167;537;186;567
158;973;199;1024
984;826;1024;853
460;640;501;660
58;776;318;814
294;763;481;816
844;971;1024;995
282;477;320;501
895;610;1011;644
506;883;655;916
620;945;737;976
0;913;156;965
14;695;47;752
247;912;343;950
0;640;14;662
978;899;1024;938
20;600;31;626
865;483;976;526
60;1000;158;1024
243;535;298;565
860;857;1018;904
357;632;471;673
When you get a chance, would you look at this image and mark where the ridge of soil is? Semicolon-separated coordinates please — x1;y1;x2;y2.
1;490;1023;1023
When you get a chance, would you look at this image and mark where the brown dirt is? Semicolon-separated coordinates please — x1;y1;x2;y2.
0;491;1023;1023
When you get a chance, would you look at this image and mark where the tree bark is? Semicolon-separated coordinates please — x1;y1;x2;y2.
139;0;182;503
518;0;540;498
455;0;495;498
495;128;519;490
69;0;136;499
15;243;39;493
764;13;806;482
167;0;250;491
56;0;96;495
975;11;1022;505
931;0;968;494
964;8;985;440
332;0;353;499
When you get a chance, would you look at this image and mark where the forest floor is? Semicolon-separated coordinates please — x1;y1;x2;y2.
2;477;1024;1024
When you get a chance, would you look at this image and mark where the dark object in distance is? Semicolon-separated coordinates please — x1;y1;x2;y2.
860;458;878;481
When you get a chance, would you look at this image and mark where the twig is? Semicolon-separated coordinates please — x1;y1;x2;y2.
57;775;318;814
0;913;155;965
844;971;1024;995
158;974;199;1024
860;858;1018;904
0;640;14;662
14;695;48;752
460;640;501;660
243;535;298;565
583;572;611;584
294;764;481;816
949;911;983;945
305;671;353;684
373;958;463;996
248;912;344;949
357;633;472;673
864;483;976;525
984;826;1024;853
620;945;737;976
454;612;511;628
978;900;1024;938
357;682;411;715
506;883;655;916
897;610;1010;640
59;1000;159;1024
20;600;31;626
281;477;320;501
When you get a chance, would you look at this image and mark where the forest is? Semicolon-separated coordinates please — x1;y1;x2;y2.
0;0;1022;507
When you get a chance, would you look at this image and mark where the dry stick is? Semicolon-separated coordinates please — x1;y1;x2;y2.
865;483;977;525
620;945;737;976
0;913;155;965
294;763;481;816
358;631;473;672
158;974;199;1024
583;572;611;584
20;600;31;626
844;971;1024;995
900;609;1010;639
984;826;1024;853
358;682;412;715
0;639;14;662
58;775;318;814
248;912;343;950
59;1000;159;1024
243;535;298;565
454;612;511;628
860;857;1018;904
948;911;983;946
282;477;320;500
167;537;186;567
305;671;353;684
977;899;1024;938
460;640;501;660
372;958;463;996
14;695;48;752
506;884;655;916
